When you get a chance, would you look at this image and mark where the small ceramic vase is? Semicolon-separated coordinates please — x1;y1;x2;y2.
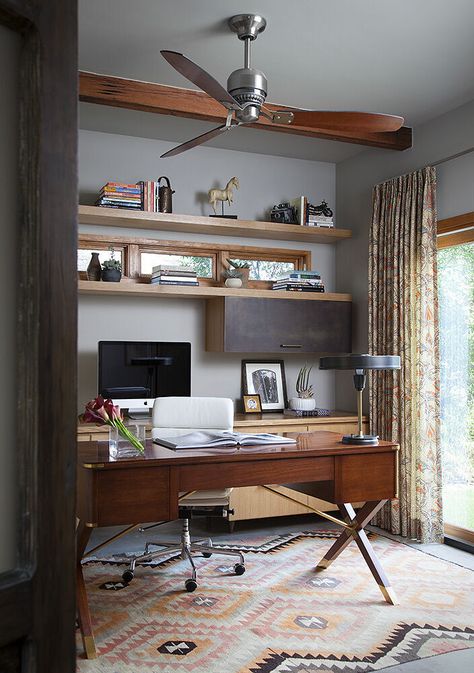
225;277;242;288
86;252;102;281
289;397;317;411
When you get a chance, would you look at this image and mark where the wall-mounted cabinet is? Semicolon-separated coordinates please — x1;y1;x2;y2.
206;296;351;353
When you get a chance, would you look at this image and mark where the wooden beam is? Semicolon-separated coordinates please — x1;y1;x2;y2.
79;71;412;151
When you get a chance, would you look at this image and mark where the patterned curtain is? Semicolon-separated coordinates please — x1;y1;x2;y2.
368;166;443;543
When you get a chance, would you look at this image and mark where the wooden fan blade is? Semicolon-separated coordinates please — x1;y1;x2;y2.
161;50;241;111
283;111;404;132
161;123;237;158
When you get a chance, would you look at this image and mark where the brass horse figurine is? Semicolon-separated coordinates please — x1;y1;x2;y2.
208;176;239;215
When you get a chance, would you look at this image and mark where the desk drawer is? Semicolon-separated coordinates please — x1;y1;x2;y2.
178;456;334;491
95;466;170;526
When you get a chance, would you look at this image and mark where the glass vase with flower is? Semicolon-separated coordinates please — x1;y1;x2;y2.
80;396;146;458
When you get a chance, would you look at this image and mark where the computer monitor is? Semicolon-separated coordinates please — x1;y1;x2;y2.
98;341;191;417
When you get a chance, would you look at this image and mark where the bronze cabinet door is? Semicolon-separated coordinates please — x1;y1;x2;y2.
209;297;351;353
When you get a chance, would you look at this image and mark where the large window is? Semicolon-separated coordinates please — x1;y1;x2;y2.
78;234;311;287
438;213;474;543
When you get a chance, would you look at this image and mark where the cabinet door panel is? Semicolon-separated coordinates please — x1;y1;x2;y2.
222;298;351;353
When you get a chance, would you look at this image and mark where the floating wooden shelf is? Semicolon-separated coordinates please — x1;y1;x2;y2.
78;205;351;244
78;280;351;302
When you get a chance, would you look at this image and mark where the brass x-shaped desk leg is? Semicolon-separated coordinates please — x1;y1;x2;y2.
316;500;398;605
76;521;97;659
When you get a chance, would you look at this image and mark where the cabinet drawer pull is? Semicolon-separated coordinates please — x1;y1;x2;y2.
280;344;303;348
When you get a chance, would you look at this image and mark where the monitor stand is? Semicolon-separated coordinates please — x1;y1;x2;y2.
127;410;152;421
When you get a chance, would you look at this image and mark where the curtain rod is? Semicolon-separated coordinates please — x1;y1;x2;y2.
430;147;474;168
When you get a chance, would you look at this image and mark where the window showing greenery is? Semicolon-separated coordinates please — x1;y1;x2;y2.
229;258;295;281
438;241;474;532
140;252;213;278
78;248;122;271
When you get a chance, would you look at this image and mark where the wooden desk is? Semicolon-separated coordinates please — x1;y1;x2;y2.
77;431;399;659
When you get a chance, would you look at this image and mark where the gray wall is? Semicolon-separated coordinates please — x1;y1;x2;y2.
78;129;338;411
0;26;19;573
336;99;474;410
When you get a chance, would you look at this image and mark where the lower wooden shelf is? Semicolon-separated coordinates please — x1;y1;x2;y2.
77;411;367;524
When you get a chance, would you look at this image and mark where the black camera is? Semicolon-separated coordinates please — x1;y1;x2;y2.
270;203;297;224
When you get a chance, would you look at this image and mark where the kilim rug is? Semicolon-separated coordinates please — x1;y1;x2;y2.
77;530;474;672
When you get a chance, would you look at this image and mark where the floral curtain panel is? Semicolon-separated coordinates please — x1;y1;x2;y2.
369;166;443;543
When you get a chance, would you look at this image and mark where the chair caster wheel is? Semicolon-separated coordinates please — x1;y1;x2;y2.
122;570;134;583
234;563;245;576
185;578;197;592
202;552;212;558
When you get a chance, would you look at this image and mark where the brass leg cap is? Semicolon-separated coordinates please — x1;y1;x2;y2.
83;635;97;659
379;585;398;605
316;558;331;570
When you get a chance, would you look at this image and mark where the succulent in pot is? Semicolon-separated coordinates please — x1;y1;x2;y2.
101;248;122;282
222;267;243;288
289;365;316;410
226;258;250;287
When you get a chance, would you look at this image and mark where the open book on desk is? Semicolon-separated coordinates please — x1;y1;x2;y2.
153;430;297;450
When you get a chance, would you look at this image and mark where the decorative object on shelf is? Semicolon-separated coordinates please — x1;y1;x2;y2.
86;252;102;281
270;203;297;224
313;199;333;217
158;15;404;159
283;408;330;417
157;176;175;213
101;247;122;282
208;176;239;218
242;360;287;412
319;354;401;445
227;258;250;287
242;394;262;413
79;395;145;454
289;364;316;411
223;267;243;288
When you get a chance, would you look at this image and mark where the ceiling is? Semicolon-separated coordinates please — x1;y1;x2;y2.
79;0;474;163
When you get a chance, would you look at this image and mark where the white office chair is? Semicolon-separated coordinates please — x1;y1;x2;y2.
122;397;245;592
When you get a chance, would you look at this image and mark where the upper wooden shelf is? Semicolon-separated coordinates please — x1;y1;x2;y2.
79;280;351;302
78;205;351;245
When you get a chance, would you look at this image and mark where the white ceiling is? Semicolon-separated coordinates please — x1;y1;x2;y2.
79;0;474;163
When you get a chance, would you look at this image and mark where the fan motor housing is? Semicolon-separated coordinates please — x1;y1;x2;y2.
227;67;267;123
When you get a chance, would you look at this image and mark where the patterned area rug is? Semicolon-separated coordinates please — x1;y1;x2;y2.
77;531;474;672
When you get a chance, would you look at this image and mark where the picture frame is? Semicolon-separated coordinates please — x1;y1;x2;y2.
241;360;288;412
242;394;262;414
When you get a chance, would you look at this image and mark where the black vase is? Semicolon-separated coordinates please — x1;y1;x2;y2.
86;252;101;281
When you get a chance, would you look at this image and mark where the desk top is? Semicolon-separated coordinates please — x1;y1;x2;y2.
78;430;398;471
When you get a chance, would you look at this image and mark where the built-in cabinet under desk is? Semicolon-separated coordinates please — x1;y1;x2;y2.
77;412;368;525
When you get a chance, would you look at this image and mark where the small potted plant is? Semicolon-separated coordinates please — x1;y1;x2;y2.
226;259;250;287
289;365;316;411
222;267;243;288
101;248;122;282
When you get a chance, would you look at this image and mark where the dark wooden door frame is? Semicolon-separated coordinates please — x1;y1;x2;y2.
0;1;77;672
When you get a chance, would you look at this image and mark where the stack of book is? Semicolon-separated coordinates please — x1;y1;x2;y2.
150;265;199;286
283;408;330;417
289;196;334;228
272;270;325;293
96;182;142;209
138;180;159;212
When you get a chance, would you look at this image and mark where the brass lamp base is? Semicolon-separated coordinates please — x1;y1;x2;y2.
342;434;379;445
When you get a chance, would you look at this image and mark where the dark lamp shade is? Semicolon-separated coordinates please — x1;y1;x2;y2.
319;354;401;370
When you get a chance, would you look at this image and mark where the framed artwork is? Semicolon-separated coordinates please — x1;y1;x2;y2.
242;360;288;412
242;394;262;414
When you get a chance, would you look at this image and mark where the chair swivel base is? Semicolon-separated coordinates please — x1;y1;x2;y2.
122;519;245;592
342;433;379;445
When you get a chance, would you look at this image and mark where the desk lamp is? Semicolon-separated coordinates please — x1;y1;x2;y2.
319;354;401;445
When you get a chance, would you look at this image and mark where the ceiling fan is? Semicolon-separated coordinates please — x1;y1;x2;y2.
160;13;404;158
